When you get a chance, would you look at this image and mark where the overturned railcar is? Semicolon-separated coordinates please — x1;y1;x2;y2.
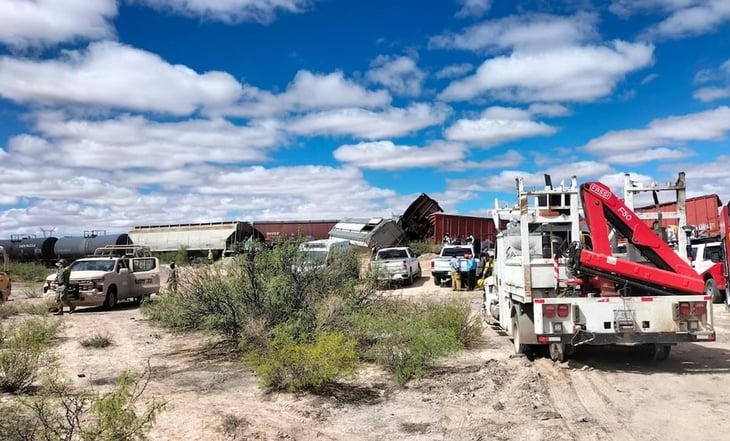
398;193;443;242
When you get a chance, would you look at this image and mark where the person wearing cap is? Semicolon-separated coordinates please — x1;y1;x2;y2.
54;259;74;315
465;252;477;290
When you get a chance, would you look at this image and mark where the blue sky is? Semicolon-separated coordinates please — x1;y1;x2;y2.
1;0;730;238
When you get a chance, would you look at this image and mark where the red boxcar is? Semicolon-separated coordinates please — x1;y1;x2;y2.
635;194;722;237
428;213;507;249
252;220;338;243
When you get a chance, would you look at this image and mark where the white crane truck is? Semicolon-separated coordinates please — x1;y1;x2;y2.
484;175;715;362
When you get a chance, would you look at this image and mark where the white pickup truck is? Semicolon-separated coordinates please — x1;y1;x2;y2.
370;247;422;285
430;243;475;286
45;245;161;309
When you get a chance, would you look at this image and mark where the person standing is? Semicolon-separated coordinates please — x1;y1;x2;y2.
54;259;74;315
449;255;462;291
207;249;214;263
465;252;477;290
168;262;178;293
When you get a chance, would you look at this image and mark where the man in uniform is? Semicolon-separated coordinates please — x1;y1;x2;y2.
54;259;75;315
168;262;178;293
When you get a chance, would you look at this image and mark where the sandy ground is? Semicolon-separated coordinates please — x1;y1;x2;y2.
5;258;730;441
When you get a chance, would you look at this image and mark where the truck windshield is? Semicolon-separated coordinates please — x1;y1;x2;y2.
302;251;327;266
377;250;407;259
70;260;116;272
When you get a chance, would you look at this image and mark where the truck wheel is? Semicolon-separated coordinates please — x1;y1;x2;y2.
705;279;722;304
650;344;671;361
407;271;414;286
512;317;527;355
103;287;118;310
433;275;441;286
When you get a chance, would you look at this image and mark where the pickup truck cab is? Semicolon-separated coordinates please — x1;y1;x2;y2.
690;239;727;303
430;243;475;286
370;246;421;285
45;245;161;309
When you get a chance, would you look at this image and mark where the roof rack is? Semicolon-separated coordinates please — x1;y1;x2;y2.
93;245;153;258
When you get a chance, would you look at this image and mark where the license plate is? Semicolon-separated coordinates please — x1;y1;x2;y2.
614;309;634;323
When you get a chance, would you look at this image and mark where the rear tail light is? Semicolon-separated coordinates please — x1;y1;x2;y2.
431;261;434;269
557;304;570;318
543;303;571;319
678;302;692;318
678;301;706;318
543;304;556;318
693;302;707;317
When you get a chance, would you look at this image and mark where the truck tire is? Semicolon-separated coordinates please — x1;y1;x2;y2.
433;275;441;286
705;279;722;304
103;287;118;310
512;317;527;355
407;271;414;286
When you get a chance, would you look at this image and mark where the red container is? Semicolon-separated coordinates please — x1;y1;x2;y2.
428;213;507;248
635;195;722;237
252;220;338;243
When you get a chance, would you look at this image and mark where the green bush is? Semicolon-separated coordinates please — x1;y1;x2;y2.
345;300;481;384
143;240;364;344
248;327;358;391
0;367;166;441
0;302;52;319
7;262;51;283
0;319;60;393
80;334;113;349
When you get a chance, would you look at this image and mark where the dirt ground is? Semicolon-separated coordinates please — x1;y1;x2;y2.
7;257;730;441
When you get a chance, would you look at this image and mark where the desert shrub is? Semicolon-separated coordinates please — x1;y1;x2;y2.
0;367;166;441
80;334;113;349
0;302;52;319
154;247;189;267
7;262;51;283
0;319;60;393
345;300;480;384
143;240;364;344
247;327;358;391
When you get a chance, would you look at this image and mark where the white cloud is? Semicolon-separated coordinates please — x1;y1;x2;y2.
0;41;243;115
333;140;466;170
429;12;598;53
445;108;557;146
641;73;659;85
286;103;451;139
527;103;571;117
637;0;730;40
452;149;524;171
366;55;426;97
609;0;697;17
692;60;730;102
479;161;614;192
694;87;730;102
582;106;730;154
604;147;695;164
0;0;117;48
434;63;474;79
439;41;654;102
136;0;313;24
455;0;491;18
6;113;282;171
229;70;391;117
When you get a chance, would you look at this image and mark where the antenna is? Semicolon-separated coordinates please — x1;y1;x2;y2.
39;227;56;238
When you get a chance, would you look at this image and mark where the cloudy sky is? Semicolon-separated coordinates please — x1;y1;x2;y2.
1;0;730;238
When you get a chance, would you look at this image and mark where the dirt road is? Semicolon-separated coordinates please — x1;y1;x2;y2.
9;267;730;441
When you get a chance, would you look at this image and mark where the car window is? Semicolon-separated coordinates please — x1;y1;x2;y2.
133;258;157;272
705;246;722;263
442;247;470;257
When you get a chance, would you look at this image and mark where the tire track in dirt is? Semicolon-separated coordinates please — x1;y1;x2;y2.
535;359;635;441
